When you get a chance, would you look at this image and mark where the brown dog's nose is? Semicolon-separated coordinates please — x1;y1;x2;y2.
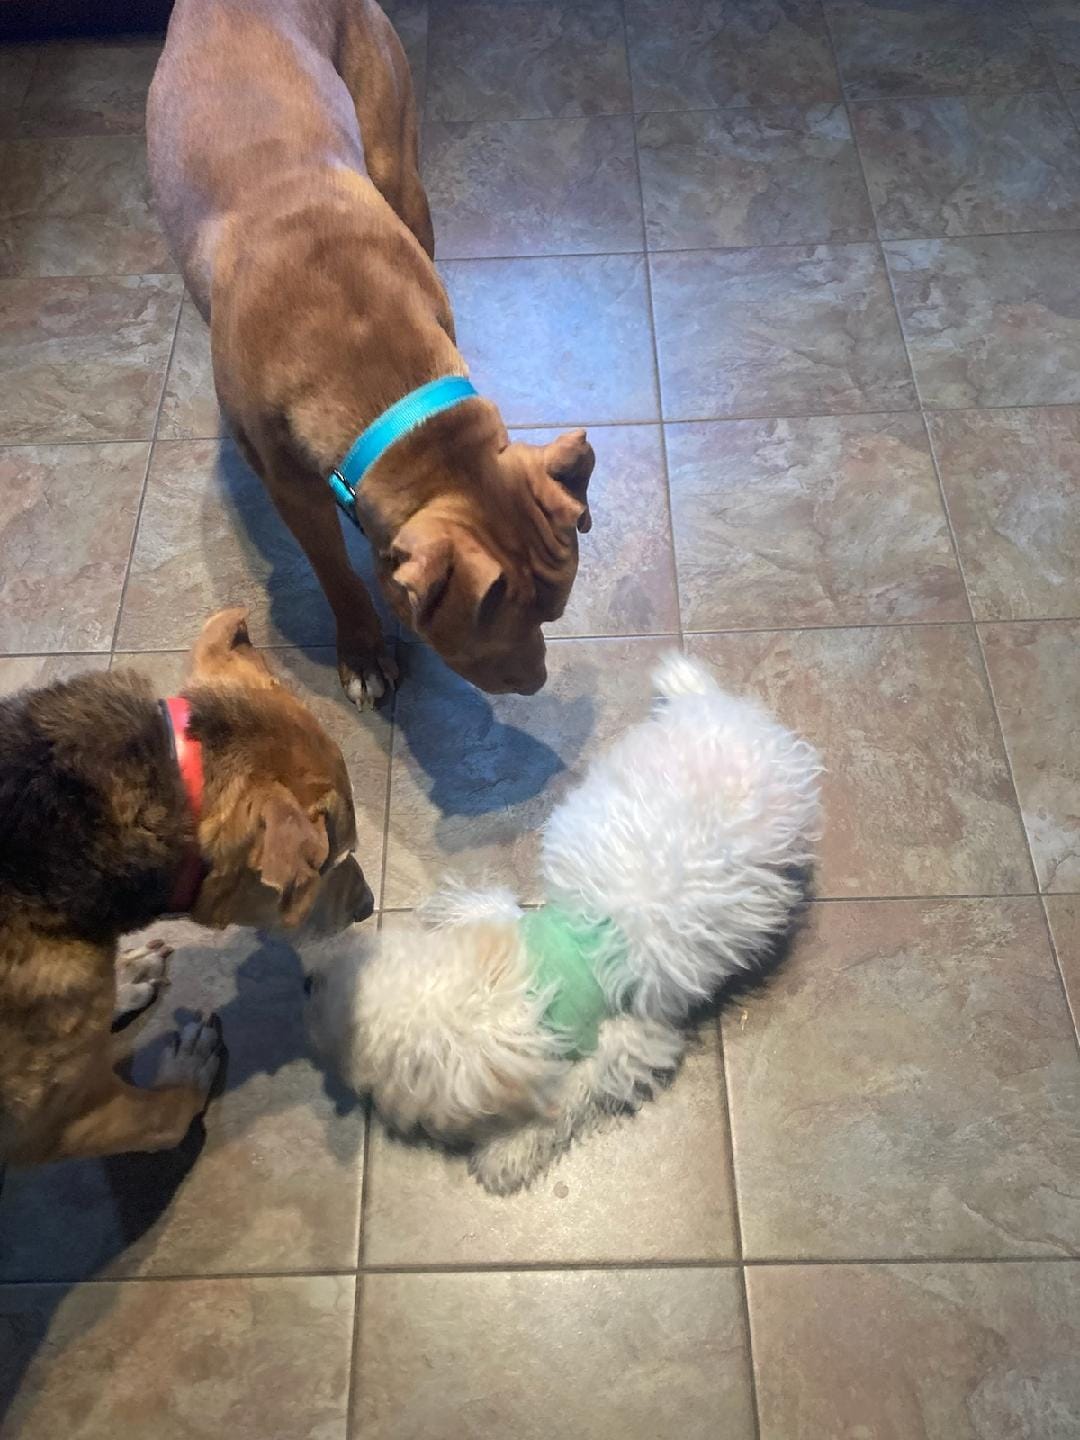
354;884;375;923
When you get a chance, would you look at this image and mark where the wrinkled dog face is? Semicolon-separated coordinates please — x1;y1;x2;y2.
382;429;595;695
185;608;375;935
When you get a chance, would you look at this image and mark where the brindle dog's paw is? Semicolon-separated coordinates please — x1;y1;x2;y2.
156;1014;224;1099
113;939;171;1022
338;647;399;710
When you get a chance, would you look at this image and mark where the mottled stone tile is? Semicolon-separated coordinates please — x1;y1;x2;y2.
667;412;965;631
750;1262;1080;1440
18;39;161;137
928;407;1080;621
354;1270;754;1440
0;274;181;442
427;0;630;122
0;1277;353;1439
0;46;37;136
626;0;839;111
1027;0;1080;87
825;0;1052;100
364;1024;736;1264
516;424;678;639
443;255;658;425
425;115;641;258
852;93;1080;240
384;636;669;906
0;654;108;694
724;899;1080;1258
0;443;148;653
981;621;1080;894
116;438;388;650
886;235;1080;410
689;626;1032;898
638;104;873;250
1045;896;1080;1039
381;0;428;106
0;136;170;277
157;297;222;441
650;245;914;421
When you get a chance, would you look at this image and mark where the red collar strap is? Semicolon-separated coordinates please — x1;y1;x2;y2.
159;695;207;913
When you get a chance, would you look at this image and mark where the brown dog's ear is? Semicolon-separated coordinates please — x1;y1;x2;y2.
543;429;595;534
188;607;278;688
250;783;329;923
388;522;454;628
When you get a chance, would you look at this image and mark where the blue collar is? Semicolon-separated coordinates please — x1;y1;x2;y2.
328;375;479;527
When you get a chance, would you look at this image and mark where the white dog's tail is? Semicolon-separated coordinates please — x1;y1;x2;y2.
651;652;720;703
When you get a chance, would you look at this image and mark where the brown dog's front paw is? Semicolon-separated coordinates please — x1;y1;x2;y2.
113;939;171;1022
156;1014;224;1100
338;646;398;710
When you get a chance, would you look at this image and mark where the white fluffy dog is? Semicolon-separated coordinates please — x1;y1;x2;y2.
305;654;822;1193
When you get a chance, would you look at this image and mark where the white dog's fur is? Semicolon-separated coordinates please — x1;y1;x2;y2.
305;654;822;1193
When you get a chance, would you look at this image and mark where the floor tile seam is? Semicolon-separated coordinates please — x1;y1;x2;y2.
106;297;184;658
1040;893;1080;1050
4;1252;1080;1291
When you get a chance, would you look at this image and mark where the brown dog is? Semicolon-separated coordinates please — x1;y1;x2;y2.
0;609;372;1167
147;0;595;707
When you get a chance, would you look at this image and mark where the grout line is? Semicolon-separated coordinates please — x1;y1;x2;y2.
4;1253;1079;1289
343;1098;374;1440
619;0;683;652
106;297;184;658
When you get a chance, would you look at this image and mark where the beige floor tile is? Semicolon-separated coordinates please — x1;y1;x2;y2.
0;274;181;443
442;254;658;425
651;245;915;422
0;46;37;136
0;654;109;693
667;413;965;630
929;408;1080;622
115;439;388;650
18;39;161;138
1045;895;1080;1038
626;0;839;111
353;1269;755;1440
981;621;1080;894
425;115;641;259
0;442;148;652
363;1025;736;1265
522;424;678;639
724;899;1080;1259
0;1276;353;1440
688;626;1031;898
825;0;1052;100
886;234;1080;410
157;296;221;440
1023;0;1080;87
852;93;1080;241
384;635;669;906
638;104;873;250
427;0;630;123
0;135;170;277
748;1262;1080;1440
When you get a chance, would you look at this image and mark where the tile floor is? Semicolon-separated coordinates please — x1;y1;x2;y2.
2;2;1080;1436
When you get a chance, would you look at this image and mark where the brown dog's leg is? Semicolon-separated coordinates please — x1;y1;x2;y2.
40;1018;223;1163
266;474;398;708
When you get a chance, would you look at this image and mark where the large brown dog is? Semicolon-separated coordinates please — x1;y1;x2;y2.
0;609;372;1167
147;0;595;707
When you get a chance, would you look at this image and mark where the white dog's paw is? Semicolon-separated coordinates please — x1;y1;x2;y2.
469;1127;556;1196
339;649;398;710
155;1014;223;1097
114;939;171;1020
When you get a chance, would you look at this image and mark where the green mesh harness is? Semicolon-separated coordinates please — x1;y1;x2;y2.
520;904;624;1058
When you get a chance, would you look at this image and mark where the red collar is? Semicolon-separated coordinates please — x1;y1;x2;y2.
159;695;207;913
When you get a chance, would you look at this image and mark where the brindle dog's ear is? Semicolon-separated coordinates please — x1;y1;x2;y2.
188;607;279;688
251;782;330;924
543;429;595;534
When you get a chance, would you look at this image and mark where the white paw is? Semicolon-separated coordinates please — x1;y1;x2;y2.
155;1015;223;1097
469;1127;553;1196
340;652;398;710
114;939;170;1019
